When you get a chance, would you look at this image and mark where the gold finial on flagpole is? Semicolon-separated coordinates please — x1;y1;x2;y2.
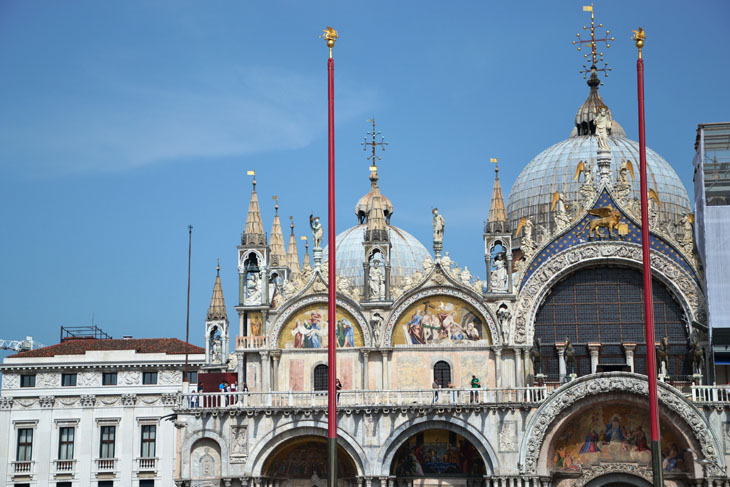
321;26;339;58
632;27;646;59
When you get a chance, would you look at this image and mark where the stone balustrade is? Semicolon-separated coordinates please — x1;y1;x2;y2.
691;384;730;404
177;386;548;411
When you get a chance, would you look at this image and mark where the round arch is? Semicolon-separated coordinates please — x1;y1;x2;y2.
518;373;721;477
245;421;370;477
181;428;230;480
583;473;653;487
383;286;501;347
377;416;498;477
512;242;705;344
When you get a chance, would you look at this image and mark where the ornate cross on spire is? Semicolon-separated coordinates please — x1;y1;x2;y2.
573;4;614;83
362;118;388;171
490;157;499;176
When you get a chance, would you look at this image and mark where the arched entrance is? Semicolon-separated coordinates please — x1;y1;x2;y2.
389;428;486;481
584;474;652;487
262;435;357;482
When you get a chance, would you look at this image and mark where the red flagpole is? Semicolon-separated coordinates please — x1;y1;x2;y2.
635;29;663;487
324;28;338;487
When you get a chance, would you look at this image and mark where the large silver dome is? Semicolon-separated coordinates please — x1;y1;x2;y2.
506;77;690;233
323;225;431;287
506;134;691;233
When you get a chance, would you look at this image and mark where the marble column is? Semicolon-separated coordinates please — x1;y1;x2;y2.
623;343;636;372
588;343;601;374
270;350;281;391
555;343;566;383
260;351;270;392
382;350;391;389
515;348;523;387
361;350;370;390
495;348;503;389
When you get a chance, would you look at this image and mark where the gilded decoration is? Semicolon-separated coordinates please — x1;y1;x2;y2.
387;288;496;347
550;403;688;473
519;373;722;476
247;312;263;337
271;296;369;348
520;190;699;291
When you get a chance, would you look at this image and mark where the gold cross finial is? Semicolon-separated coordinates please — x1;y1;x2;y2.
362;118;388;172
573;4;614;83
247;170;256;190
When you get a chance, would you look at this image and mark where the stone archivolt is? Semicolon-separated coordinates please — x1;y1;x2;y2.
519;373;722;476
512;241;705;345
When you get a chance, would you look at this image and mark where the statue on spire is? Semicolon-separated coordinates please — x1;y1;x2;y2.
432;208;445;258
309;213;323;249
595;106;612;150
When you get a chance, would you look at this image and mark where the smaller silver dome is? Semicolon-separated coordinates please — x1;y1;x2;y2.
323;225;431;287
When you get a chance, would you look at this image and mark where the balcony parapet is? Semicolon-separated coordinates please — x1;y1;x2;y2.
11;460;34;477
690;385;730;405
136;457;158;471
176;386;549;414
236;336;268;350
53;459;76;475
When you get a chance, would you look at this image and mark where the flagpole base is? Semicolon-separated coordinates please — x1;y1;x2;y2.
652;440;664;486
328;437;338;487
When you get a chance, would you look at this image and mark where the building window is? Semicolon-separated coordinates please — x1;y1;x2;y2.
61;373;77;387
99;426;116;458
313;364;328;391
433;361;451;388
16;428;33;461
140;425;156;458
98;481;114;487
139;480;155;487
102;373;117;386
142;372;157;385
186;371;198;384
57;482;73;487
58;427;75;460
20;374;35;388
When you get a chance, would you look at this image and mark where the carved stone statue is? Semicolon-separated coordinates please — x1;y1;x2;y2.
246;272;262;304
459;266;472;285
677;213;694;255
309;213;323;249
656;335;669;377
595;107;612;151
490;253;508;292
371;312;384;346
531;337;543;375
368;259;385;300
552;192;571;233
212;336;222;364
564;338;576;376
432;208;445;244
496;304;511;343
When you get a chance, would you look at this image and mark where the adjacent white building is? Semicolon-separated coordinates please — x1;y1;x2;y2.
0;328;204;487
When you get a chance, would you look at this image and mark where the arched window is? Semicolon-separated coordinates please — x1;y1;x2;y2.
433;361;451;388
534;266;689;381
313;364;328;391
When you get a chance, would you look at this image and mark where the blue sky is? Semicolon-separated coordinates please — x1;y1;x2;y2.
0;1;728;356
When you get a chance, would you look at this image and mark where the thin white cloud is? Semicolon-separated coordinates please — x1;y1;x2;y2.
0;65;377;177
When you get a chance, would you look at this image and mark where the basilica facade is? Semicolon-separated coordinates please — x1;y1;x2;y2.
173;62;728;487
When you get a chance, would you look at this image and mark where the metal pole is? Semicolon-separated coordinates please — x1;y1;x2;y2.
634;29;663;487
324;27;339;487
184;225;193;382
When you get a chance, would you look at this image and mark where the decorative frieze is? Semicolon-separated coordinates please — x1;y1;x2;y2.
121;393;137;406
39;395;55;408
